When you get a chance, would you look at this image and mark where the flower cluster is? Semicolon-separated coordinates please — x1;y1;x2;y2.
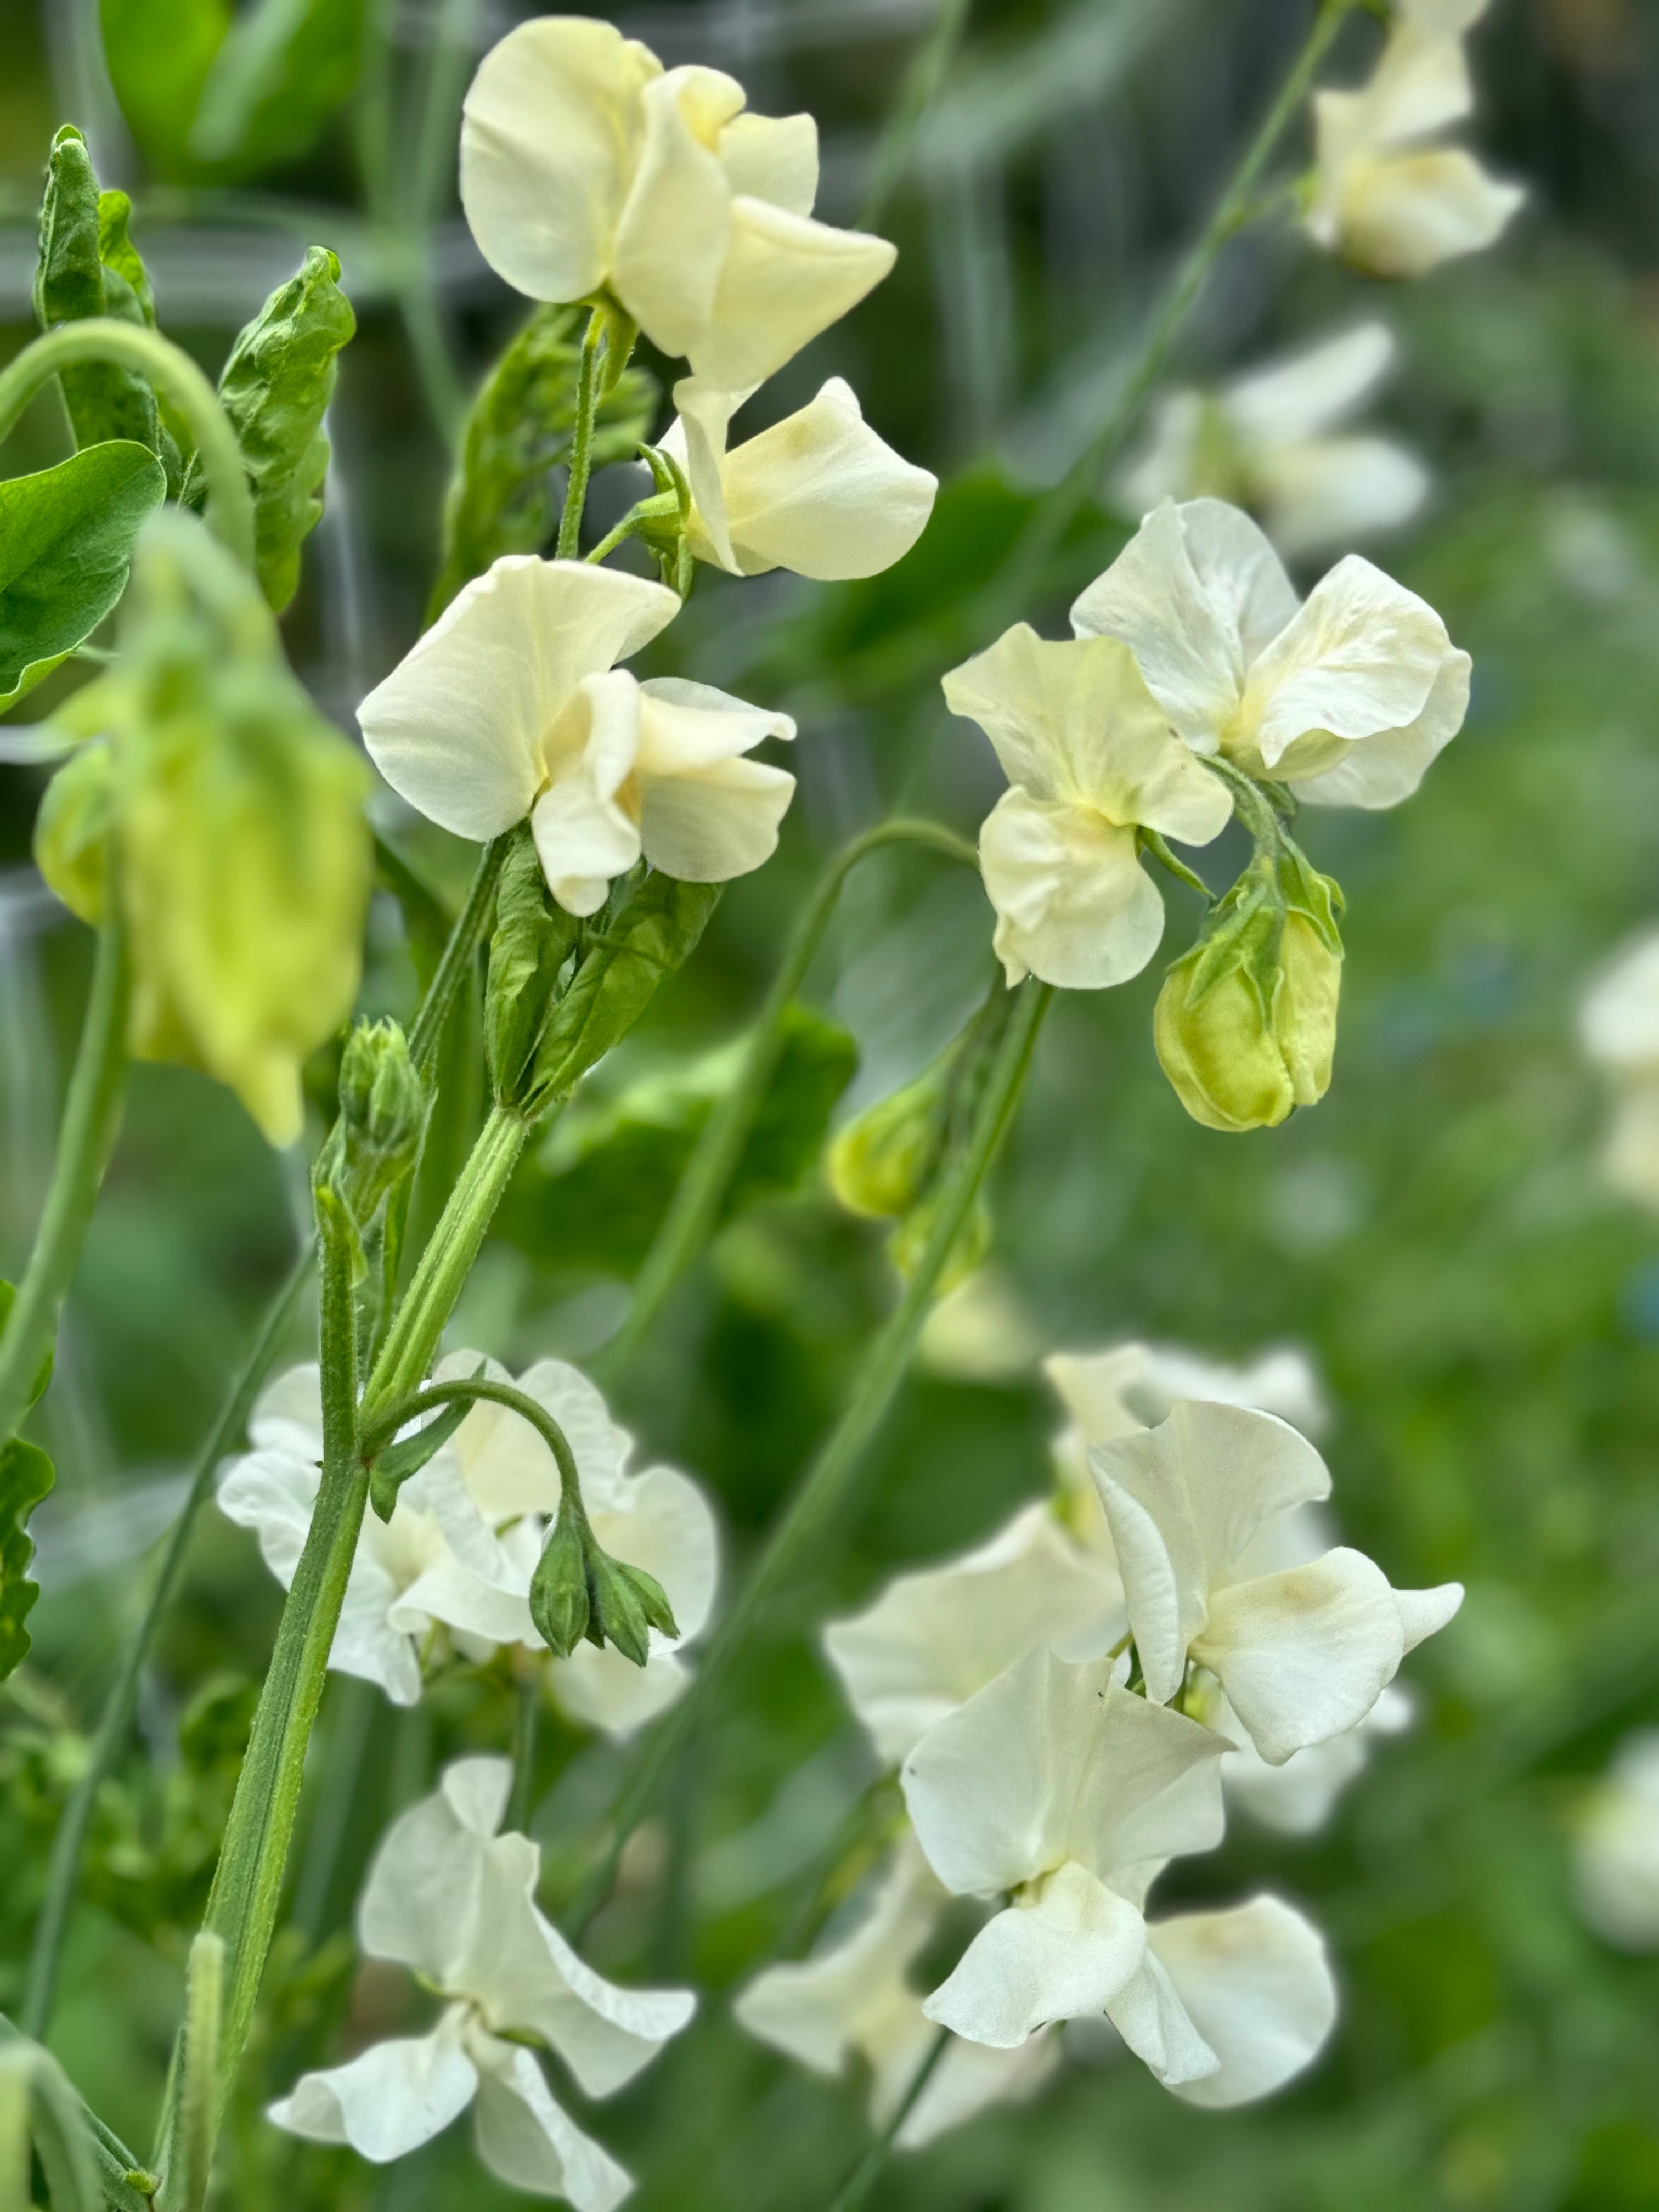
737;1342;1461;2136
218;1353;717;1736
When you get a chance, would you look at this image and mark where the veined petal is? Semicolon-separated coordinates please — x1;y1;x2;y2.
690;198;896;390
1223;324;1397;449
1101;1948;1220;2088
1194;1547;1405;1764
978;787;1167;992
634;677;797;777
635;677;797;883
1292;645;1470;809
1251;436;1431;562
467;2028;633;2212
1148;1896;1337;2107
268;2008;477;2161
1048;1342;1328;1447
822;1500;1123;1765
358;1756;511;1987
551;1643;691;1737
612;66;743;358
358;560;677;843
901;1647;1226;1899
1335;146;1525;280
1238;554;1453;774
713;377;937;580
459;19;659;304
718;110;819;216
922;1860;1147;2047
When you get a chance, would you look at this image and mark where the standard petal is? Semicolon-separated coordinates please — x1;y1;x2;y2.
713;377;937;580
718;110;819;216
467;2029;633;2212
634;678;797;883
1101;1948;1220;2089
459;19;659;304
358;1756;510;1985
1292;645;1470;809
1395;1579;1464;1652
1194;1547;1406;1764
901;1647;1226;1899
328;1538;425;1705
822;1500;1123;1765
691;198;896;389
978;787;1167;992
612;66;743;359
358;560;678;843
268;2009;477;2161
1148;1895;1338;2107
922;1860;1147;2047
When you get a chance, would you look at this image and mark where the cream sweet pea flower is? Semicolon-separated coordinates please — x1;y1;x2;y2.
1090;1400;1463;1764
733;1835;1057;2148
1581;931;1659;1212
216;1366;532;1707
460;19;895;388
1071;498;1471;811
1306;2;1523;280
357;557;795;916
1119;324;1430;561
940;623;1234;989
660;377;936;581
269;1758;693;2208
1573;1733;1659;1950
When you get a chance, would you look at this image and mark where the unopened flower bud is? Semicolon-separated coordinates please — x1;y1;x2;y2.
827;1066;947;1221
33;738;115;927
528;1510;590;1660
335;1019;430;1212
585;1547;679;1671
889;1188;991;1294
1155;908;1341;1134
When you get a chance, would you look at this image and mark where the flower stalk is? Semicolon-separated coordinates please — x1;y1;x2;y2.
554;307;607;560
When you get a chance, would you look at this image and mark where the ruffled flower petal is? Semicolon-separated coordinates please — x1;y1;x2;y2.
634;677;797;884
692;196;896;390
1147;1895;1338;2108
1291;645;1471;810
268;2008;478;2162
612;67;744;359
467;2027;634;2212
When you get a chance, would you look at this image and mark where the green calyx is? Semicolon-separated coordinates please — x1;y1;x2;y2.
528;1501;679;1671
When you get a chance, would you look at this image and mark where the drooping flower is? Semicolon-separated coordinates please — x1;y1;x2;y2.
1580;930;1659;1214
460;19;895;389
1070;498;1471;811
357;556;795;916
940;622;1233;989
269;1758;693;2208
661;377;936;580
1306;0;1523;280
216;1366;532;1707
1573;1733;1659;1951
733;1836;1057;2148
1119;324;1430;560
1090;1400;1463;1763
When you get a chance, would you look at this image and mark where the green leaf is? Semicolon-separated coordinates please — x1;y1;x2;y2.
0;2021;154;2212
32;127;165;462
96;191;156;325
428;305;658;622
0;441;166;714
0;1436;55;1682
213;245;356;611
368;1385;477;1525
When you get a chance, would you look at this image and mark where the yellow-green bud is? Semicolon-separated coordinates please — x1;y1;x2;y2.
33;738;114;927
1155;911;1341;1133
827;1068;947;1221
889;1189;992;1294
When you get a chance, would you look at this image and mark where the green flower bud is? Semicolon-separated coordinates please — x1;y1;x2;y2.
529;1510;590;1661
33;738;114;927
585;1547;679;1670
888;1188;992;1294
1156;908;1342;1133
338;1019;429;1203
827;1065;948;1221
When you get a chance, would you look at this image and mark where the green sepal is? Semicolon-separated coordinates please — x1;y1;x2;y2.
0;441;166;714
428;304;658;621
210;245;356;611
0;1281;55;1410
636;443;695;595
368;1374;481;1526
528;1510;589;1659
0;1436;55;1682
583;1548;678;1669
484;826;580;1111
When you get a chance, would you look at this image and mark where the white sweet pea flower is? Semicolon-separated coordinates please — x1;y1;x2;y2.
460;20;895;388
1136;1896;1338;2108
270;1757;693;2207
425;1352;720;1737
1573;1733;1659;1950
1071;498;1471;811
357;556;795;916
1090;1400;1463;1764
662;377;936;580
1119;324;1430;560
1581;931;1659;1212
216;1366;532;1707
1306;4;1523;280
733;1835;1057;2148
940;622;1233;989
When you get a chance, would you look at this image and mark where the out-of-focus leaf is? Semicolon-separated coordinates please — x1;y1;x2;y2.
0;1437;54;1682
0;442;166;714
213;246;356;611
503;1001;858;1273
428;305;659;620
100;0;225;181
0;1283;55;1411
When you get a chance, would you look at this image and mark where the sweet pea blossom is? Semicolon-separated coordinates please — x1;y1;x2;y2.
1071;498;1471;811
733;1837;1057;2148
1090;1400;1463;1764
357;557;795;916
270;1758;693;2208
216;1365;532;1707
1306;0;1523;280
1580;930;1659;1213
460;19;895;388
940;622;1233;989
1573;1733;1659;1950
661;377;936;580
1119;324;1430;560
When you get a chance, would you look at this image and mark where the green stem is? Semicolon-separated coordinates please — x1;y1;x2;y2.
1201;752;1284;849
826;2026;951;2212
555;310;604;561
565;981;1052;1937
360;1375;582;1508
408;835;507;1073
597;819;979;1381
510;1671;539;1836
0;320;255;569
0;917;128;1447
361;1106;529;1420
857;0;970;229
